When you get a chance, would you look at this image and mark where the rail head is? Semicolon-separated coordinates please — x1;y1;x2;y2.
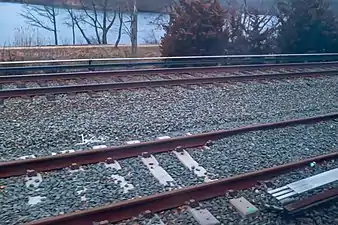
1;52;338;65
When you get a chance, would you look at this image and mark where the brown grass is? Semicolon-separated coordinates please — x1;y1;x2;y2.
0;45;161;62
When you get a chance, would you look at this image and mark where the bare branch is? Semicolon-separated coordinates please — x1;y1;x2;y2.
73;0;124;44
106;11;117;31
20;4;59;45
21;6;53;31
63;7;76;45
91;1;103;29
65;7;92;44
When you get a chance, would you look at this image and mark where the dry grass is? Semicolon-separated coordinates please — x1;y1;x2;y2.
0;45;161;61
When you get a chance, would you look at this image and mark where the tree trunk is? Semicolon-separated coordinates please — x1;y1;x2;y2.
53;28;58;45
72;21;75;45
75;20;92;44
94;25;101;44
102;5;108;44
71;11;76;45
90;4;101;44
102;32;108;44
131;0;138;56
52;8;58;45
115;11;123;47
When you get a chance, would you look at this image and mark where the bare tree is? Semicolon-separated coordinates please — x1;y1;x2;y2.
64;1;127;46
122;0;138;55
147;2;171;30
241;1;279;54
223;0;278;54
76;0;119;44
149;13;168;30
64;8;76;45
20;4;59;45
130;0;138;55
63;0;137;48
65;8;93;44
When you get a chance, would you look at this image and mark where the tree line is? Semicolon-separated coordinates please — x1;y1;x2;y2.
20;0;138;52
160;0;338;56
9;0;172;13
19;0;338;56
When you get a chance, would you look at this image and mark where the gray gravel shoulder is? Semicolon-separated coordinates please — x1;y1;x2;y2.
1;76;337;160
187;120;338;183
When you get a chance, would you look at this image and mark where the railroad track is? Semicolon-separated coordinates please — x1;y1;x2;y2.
1;61;338;100
0;113;337;224
26;155;338;225
1;59;338;224
1;67;337;160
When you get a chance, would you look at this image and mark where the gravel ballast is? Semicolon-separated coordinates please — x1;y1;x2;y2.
0;119;337;224
121;160;338;225
0;75;337;224
1;76;337;160
197;160;338;225
0;158;165;225
185;120;337;184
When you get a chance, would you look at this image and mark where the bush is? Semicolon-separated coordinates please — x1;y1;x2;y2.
160;0;229;57
277;0;338;53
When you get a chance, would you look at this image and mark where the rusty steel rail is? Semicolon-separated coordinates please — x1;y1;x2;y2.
1;61;338;83
0;113;337;178
1;69;338;99
25;151;338;225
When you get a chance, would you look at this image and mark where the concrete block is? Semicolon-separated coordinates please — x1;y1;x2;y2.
229;197;259;218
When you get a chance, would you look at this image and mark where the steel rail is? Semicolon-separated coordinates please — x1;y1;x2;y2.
2;52;338;65
1;61;338;83
1;113;337;178
1;57;337;73
0;61;167;72
1;69;338;99
24;151;338;225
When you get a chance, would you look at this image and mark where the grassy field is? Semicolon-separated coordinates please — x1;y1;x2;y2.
0;45;161;61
